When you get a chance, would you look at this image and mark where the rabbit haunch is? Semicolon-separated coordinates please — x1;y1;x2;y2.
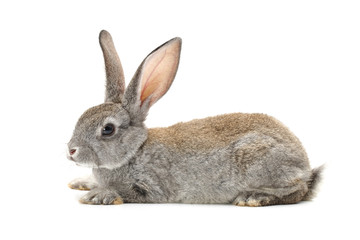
67;30;323;206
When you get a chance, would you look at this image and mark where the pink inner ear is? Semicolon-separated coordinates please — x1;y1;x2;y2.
139;41;180;107
140;50;167;102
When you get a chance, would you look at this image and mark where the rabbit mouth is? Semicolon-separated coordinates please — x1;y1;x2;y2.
67;145;101;168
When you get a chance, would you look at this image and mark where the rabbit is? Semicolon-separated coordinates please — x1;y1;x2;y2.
67;30;323;206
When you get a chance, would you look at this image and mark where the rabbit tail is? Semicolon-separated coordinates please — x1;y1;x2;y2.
303;165;325;201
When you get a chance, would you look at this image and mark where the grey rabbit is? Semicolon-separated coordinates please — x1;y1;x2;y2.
67;30;323;206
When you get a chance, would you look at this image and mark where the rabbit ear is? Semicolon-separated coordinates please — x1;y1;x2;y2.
99;30;125;103
123;37;182;123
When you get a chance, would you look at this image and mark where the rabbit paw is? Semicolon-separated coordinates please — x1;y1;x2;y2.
68;176;98;191
233;192;277;207
79;188;123;205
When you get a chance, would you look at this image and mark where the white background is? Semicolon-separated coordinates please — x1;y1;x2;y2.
0;0;359;239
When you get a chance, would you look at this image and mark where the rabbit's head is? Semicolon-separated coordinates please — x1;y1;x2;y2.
67;30;181;169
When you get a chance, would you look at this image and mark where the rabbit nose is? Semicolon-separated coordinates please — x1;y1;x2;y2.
69;149;77;155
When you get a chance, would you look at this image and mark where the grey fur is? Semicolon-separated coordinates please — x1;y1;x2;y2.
67;30;323;206
99;30;125;103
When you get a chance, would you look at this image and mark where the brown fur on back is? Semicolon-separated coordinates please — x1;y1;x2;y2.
147;113;302;153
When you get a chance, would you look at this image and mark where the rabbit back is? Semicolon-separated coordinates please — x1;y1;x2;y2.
147;113;306;155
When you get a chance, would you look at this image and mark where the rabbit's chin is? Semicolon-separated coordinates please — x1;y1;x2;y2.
74;162;99;168
74;160;129;170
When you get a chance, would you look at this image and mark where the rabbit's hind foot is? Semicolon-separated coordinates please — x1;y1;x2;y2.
233;183;308;207
233;192;278;207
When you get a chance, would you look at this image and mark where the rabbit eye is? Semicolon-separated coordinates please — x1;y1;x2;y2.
102;124;115;136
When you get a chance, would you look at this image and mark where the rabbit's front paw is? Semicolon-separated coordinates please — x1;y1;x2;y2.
80;188;123;205
68;176;98;191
